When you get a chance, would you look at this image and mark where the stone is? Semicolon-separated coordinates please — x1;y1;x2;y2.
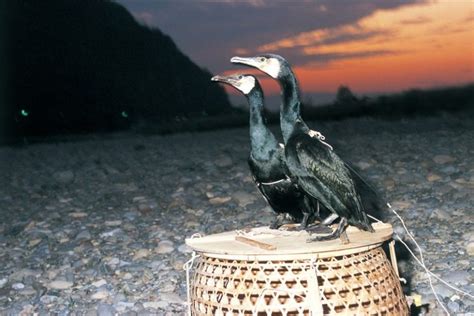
12;282;25;290
427;173;441;182
105;220;122;226
177;244;192;254
28;238;42;248
97;303;115;316
466;242;474;256
159;292;184;304
91;279;107;287
155;240;174;254
49;280;73;290
442;271;470;286
0;278;7;288
215;154;233;168
133;248;150;260
40;295;59;304
69;212;88;218
209;196;231;205
433;155;455;164
232;191;256;207
355;161;372;170
53;170;75;183
447;300;460;313
107;257;120;266
143;301;168;309
75;230;92;241
100;228;123;238
91;290;109;300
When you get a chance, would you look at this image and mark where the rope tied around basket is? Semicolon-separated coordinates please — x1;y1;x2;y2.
368;203;474;315
183;250;201;316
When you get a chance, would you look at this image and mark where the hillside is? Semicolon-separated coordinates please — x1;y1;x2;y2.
3;0;231;139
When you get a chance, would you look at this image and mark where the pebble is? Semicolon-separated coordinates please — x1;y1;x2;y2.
92;279;107;287
433;155;456;164
232;191;257;207
155;240;174;254
69;211;88;218
133;248;150;260
0;117;472;315
426;173;441;182
466;242;474;256
97;303;115;316
91;290;110;300
75;230;92;241
100;228;122;238
208;196;231;205
53;170;75;183
48;280;73;290
215;154;233;168
12;283;25;290
143;301;169;309
105;220;122;226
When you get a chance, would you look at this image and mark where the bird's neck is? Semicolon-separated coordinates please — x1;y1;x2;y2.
247;90;278;160
279;72;308;142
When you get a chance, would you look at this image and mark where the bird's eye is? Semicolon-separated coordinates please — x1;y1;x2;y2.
260;57;266;62
238;75;243;80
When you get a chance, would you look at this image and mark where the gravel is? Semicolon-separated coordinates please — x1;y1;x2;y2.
0;116;473;314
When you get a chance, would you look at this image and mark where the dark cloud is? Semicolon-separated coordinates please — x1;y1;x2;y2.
115;0;423;72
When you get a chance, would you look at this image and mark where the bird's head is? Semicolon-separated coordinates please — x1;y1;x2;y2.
230;54;288;79
211;73;258;95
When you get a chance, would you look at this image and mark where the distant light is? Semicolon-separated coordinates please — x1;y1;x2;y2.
121;111;128;118
20;109;29;117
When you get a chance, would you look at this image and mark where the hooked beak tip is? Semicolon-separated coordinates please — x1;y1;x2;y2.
230;56;245;63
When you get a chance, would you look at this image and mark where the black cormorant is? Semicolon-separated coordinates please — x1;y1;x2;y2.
231;54;375;240
211;73;321;229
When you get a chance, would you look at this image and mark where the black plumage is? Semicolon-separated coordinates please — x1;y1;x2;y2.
231;54;377;239
211;74;320;229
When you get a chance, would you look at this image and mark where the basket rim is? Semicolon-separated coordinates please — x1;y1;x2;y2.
186;222;393;260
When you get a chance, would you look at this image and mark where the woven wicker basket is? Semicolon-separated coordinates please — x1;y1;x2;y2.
186;222;409;315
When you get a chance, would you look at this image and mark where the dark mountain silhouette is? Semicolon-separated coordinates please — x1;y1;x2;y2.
3;0;231;140
302;84;474;120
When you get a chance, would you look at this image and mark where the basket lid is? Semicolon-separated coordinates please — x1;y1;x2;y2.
186;222;392;260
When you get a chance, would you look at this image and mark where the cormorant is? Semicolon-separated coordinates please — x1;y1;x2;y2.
231;54;375;240
211;73;321;229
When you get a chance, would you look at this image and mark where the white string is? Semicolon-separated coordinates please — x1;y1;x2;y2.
260;177;290;186
183;251;201;316
308;129;333;150
376;203;474;315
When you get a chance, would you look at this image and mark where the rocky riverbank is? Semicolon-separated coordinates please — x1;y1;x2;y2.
1;116;473;315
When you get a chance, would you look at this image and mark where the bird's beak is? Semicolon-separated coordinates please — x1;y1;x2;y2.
230;56;261;68
211;75;238;85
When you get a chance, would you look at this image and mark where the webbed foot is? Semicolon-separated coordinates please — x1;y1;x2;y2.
307;218;348;242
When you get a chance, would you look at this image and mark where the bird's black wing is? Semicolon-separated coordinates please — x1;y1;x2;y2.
285;132;372;230
344;162;387;220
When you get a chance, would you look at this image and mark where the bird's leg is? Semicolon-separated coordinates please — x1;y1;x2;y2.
307;217;348;242
299;212;310;229
321;213;339;226
269;213;286;230
304;213;339;233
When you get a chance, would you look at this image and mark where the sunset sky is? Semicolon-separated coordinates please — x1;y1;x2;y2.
117;0;474;107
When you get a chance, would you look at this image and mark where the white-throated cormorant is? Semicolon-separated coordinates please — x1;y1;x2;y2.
231;54;375;240
211;73;321;229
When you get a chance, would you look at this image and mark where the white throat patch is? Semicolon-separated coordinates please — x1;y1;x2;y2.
238;76;256;94
263;58;281;79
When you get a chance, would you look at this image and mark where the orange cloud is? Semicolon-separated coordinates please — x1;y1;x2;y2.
255;1;474;93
